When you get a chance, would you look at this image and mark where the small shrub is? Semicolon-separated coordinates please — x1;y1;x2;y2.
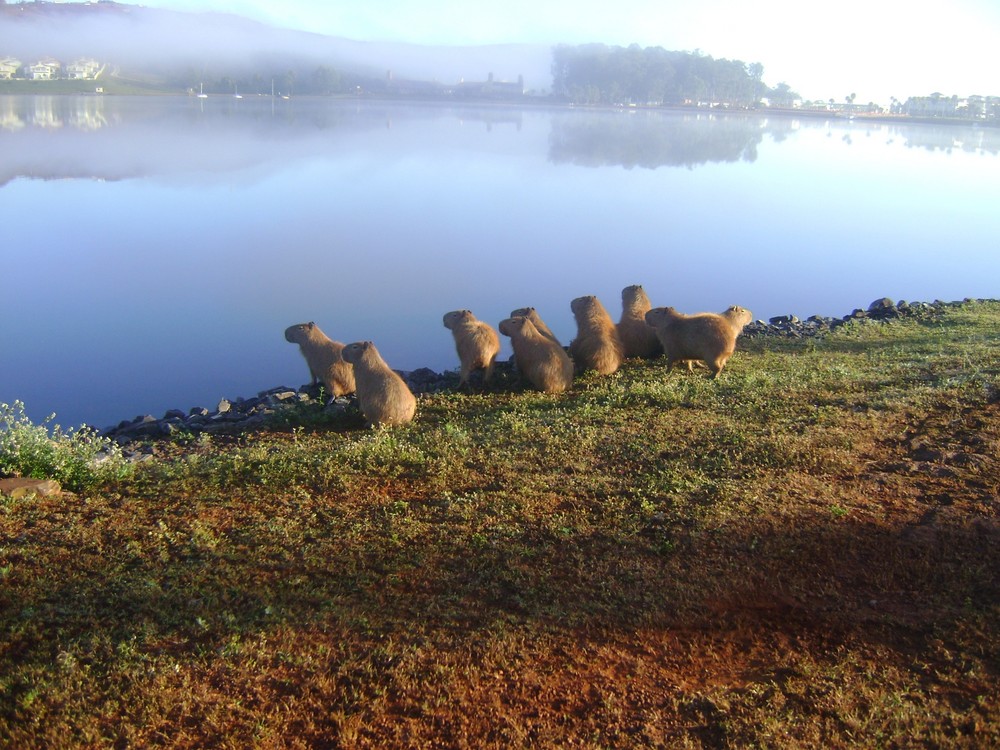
0;401;132;492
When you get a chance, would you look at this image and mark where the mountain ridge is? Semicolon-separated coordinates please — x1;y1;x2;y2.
0;1;553;88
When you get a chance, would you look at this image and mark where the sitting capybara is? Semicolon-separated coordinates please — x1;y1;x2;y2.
341;341;417;427
284;322;356;398
443;309;501;388
509;307;560;344
644;305;753;378
617;284;663;359
498;316;574;393
569;295;624;375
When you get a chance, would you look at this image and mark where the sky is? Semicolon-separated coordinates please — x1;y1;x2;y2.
136;1;998;103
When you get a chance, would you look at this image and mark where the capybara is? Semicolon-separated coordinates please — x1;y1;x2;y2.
617;284;663;359
341;341;417;427
284;322;356;398
569;295;624;375
443;309;501;388
644;305;753;378
498;316;574;393
509;307;560;344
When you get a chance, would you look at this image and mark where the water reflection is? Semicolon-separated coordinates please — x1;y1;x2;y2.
3;96;999;185
548;111;772;168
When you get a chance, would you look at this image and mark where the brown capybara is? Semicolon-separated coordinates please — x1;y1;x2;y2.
443;309;501;388
284;322;356;398
616;284;663;359
341;341;417;427
509;307;560;344
498;316;574;393
644;305;753;378
569;295;624;375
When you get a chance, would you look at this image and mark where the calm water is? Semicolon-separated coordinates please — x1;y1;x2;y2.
2;95;998;428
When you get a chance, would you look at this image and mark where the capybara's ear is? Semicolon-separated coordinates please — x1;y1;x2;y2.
307;322;315;329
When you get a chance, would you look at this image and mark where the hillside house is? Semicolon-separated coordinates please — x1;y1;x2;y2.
0;57;21;80
66;58;100;79
28;58;61;80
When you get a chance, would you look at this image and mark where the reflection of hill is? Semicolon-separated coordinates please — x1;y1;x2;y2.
548;111;772;169
0;95;523;186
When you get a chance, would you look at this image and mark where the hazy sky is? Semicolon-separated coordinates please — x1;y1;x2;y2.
143;0;1000;103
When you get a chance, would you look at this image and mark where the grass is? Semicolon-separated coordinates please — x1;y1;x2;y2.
1;300;998;747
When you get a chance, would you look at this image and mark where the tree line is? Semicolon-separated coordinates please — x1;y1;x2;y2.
551;44;797;107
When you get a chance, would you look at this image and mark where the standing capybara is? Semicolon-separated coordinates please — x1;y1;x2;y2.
644;305;753;378
443;309;501;388
498;316;574;393
284;322;356;398
569;295;625;375
509;307;560;344
341;341;417;427
617;284;663;359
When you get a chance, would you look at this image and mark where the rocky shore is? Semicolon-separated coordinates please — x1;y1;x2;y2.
100;297;986;445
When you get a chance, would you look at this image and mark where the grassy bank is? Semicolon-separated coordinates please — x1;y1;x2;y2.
1;301;998;748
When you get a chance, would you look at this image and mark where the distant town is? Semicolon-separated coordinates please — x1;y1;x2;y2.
1;51;997;125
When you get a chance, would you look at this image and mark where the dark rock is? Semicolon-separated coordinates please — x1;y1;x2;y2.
163;409;186;421
189;407;210;417
868;297;895;312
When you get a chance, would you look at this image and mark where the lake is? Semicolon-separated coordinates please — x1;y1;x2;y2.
2;95;998;429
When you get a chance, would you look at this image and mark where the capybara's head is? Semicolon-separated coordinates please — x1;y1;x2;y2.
510;306;535;318
571;295;598;316
443;310;474;329
342;341;374;364
498;316;529;337
724;305;753;328
284;322;316;343
622;285;650;306
645;306;679;327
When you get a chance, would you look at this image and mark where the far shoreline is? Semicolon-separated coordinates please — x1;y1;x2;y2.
1;86;997;129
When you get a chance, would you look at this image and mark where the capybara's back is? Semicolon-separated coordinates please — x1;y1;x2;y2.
284;321;356;398
644;306;749;377
569;295;624;375
617;285;662;359
341;341;416;426
498;316;573;393
443;309;501;387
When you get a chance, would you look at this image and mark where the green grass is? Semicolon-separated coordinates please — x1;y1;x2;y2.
1;300;998;747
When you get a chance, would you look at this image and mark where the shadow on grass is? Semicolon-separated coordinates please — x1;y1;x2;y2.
3;497;998;667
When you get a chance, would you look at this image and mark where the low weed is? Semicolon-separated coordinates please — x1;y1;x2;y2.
0;401;132;492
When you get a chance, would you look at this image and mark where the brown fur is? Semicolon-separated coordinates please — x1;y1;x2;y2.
644;305;753;378
509;307;560;344
569;295;624;375
443;309;501;388
284;322;356;398
341;341;417;427
498;316;574;393
616;284;663;359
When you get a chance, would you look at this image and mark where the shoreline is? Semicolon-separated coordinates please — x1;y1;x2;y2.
99;296;994;444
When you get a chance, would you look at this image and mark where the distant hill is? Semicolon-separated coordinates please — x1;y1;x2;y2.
0;1;553;90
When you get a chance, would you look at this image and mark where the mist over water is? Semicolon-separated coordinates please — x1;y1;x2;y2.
2;95;997;428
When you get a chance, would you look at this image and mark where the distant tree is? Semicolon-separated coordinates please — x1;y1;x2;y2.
309;66;340;95
769;82;800;107
551;43;775;106
747;61;764;104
